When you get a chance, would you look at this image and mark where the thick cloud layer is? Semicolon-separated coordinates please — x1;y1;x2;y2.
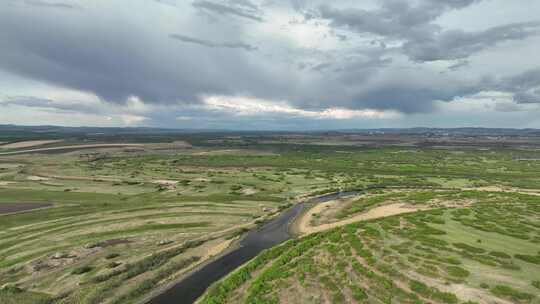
0;0;539;128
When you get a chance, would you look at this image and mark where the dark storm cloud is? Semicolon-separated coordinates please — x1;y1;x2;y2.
504;68;540;91
0;31;217;103
0;0;481;115
498;68;540;103
317;0;481;38
351;84;478;113
317;1;449;41
0;0;539;127
192;0;263;22
0;4;276;105
317;1;540;62
404;22;540;62
169;34;257;51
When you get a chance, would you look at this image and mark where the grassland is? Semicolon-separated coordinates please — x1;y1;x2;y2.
0;144;342;304
0;137;539;304
201;190;540;304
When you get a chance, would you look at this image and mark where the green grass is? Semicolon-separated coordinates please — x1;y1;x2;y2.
0;287;51;304
199;190;540;304
491;285;535;302
71;266;93;275
2;144;540;303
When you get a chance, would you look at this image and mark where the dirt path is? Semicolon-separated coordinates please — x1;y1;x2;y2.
295;203;430;235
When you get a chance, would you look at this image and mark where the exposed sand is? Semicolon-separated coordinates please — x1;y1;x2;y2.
296;203;430;235
0;140;63;149
0;181;16;186
153;180;179;185
242;188;258;195
201;239;234;261
27;175;50;181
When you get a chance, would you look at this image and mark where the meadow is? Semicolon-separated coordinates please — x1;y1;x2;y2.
201;190;540;304
0;136;539;304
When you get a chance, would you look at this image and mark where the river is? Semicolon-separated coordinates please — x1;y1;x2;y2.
147;191;358;304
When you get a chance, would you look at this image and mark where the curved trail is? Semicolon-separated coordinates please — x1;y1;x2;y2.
147;191;358;304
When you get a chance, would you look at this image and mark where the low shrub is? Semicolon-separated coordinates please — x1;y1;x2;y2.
445;266;470;278
410;280;458;304
71;266;92;275
105;253;120;259
107;262;121;269
489;251;511;259
491;285;535;302
514;254;540;265
350;285;367;301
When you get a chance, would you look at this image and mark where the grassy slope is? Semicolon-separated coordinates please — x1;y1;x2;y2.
201;191;540;304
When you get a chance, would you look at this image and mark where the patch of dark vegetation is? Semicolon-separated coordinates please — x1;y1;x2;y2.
0;285;52;304
71;266;93;275
409;280;459;304
85;239;131;249
445;265;470;278
489;251;511;259
490;285;535;302
106;262;121;269
105;253;120;260
514;254;540;265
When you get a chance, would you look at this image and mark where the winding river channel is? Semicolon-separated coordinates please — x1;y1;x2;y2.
147;191;358;304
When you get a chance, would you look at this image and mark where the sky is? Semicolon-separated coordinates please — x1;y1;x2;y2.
1;0;540;130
